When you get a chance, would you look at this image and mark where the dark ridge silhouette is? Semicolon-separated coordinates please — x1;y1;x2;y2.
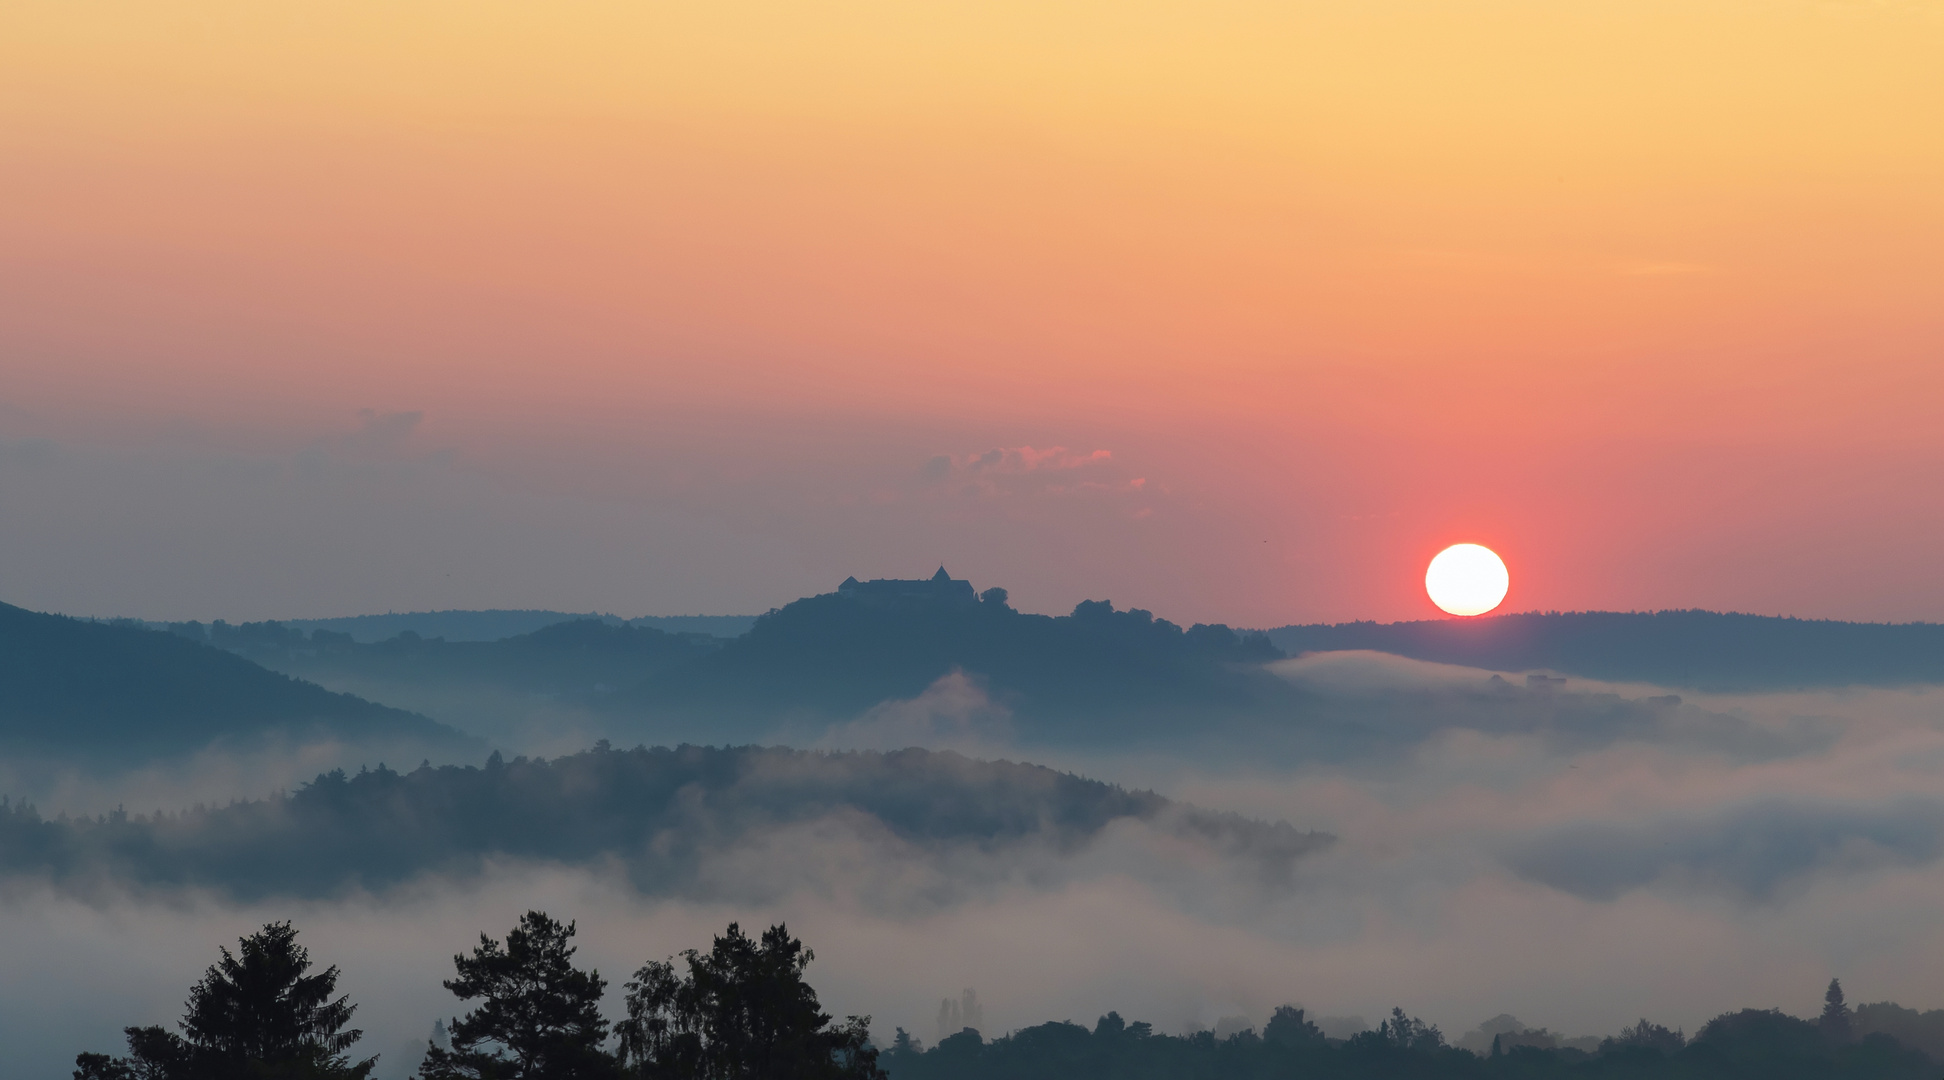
1855;1003;1944;1062
202;617;721;699
1264;610;1944;690
0;601;475;761
879;1003;1938;1080
615;920;882;1080
233;609;759;644
72;915;1944;1080
0;744;1327;900
633;578;1286;736
191;575;1292;747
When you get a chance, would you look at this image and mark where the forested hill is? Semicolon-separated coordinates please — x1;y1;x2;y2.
0;601;474;760
195;590;1292;744
1265;611;1944;690
0;744;1328;899
634;590;1287;729
262;608;758;643
879;1005;1940;1080
201;615;720;696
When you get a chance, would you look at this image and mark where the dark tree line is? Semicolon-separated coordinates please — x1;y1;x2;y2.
1265;610;1944;691
878;985;1936;1080
76;923;1944;1080
79;915;882;1080
75;921;376;1080
0;600;466;760
4;745;1319;901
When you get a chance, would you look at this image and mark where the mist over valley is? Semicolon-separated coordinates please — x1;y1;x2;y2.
7;576;1944;1077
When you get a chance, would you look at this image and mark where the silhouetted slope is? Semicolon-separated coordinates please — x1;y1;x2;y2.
254;609;757;643
213;617;720;699
0;601;473;758
0;744;1327;899
634;592;1289;733
878;1006;1937;1080
1265;611;1944;689
1856;1004;1944;1062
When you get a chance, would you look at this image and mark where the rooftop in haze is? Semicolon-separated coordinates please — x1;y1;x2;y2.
836;567;978;607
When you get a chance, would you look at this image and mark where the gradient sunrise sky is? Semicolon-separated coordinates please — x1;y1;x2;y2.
2;0;1940;625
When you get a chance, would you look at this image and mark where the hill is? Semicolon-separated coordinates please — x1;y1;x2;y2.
1262;611;1944;690
192;617;723;744
202;615;719;694
631;585;1289;739
0;601;476;761
191;575;1293;748
244;609;757;643
0;744;1328;900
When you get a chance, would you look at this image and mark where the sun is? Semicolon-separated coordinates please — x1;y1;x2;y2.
1425;543;1509;616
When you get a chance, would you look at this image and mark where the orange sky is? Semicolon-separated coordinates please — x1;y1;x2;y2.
2;0;1941;623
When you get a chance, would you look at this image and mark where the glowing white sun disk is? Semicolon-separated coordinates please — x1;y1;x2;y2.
1425;543;1509;616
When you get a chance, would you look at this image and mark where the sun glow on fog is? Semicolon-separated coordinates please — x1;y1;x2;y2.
1425;543;1509;616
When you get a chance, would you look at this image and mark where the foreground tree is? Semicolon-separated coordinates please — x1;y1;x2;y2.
1262;1006;1325;1048
417;910;618;1080
616;922;883;1080
1348;1008;1445;1054
1601;1018;1686;1055
75;921;375;1080
1820;978;1853;1042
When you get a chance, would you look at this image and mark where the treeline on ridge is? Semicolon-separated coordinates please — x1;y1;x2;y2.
0;744;1326;899
77;917;1944;1080
1265;611;1944;690
0;600;474;760
186;587;1290;740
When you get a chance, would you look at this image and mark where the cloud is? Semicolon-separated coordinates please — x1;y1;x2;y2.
1506;798;1944;902
1259;650;1833;761
0;744;1330;911
296;409;428;466
967;446;1112;475
1617;261;1716;277
814;670;1016;756
347;409;425;451
0;435;62;468
913;445;1144;503
10;656;1944;1079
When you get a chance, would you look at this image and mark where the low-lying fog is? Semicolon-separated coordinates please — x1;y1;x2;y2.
5;653;1943;1079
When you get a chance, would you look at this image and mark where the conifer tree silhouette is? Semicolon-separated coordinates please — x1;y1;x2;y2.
74;921;374;1080
417;910;617;1080
1819;978;1853;1042
616;922;883;1080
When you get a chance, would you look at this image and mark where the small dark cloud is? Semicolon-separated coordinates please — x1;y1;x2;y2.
912;446;1126;501
0;435;62;467
343;409;424;453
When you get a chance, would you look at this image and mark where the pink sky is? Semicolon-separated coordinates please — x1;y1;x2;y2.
2;0;1940;624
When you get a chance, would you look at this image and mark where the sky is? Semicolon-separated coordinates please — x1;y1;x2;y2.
3;0;1942;625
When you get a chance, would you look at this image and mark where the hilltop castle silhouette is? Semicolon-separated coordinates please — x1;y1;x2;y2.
836;566;977;606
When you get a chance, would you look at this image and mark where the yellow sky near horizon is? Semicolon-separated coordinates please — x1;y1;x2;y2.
2;0;1941;621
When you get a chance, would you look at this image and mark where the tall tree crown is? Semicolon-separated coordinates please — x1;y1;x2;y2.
417;910;614;1080
75;921;373;1080
617;922;883;1080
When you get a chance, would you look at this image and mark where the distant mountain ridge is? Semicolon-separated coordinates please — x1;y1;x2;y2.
165;573;1292;748
0;600;477;761
635;587;1286;735
1263;610;1944;690
192;609;759;643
